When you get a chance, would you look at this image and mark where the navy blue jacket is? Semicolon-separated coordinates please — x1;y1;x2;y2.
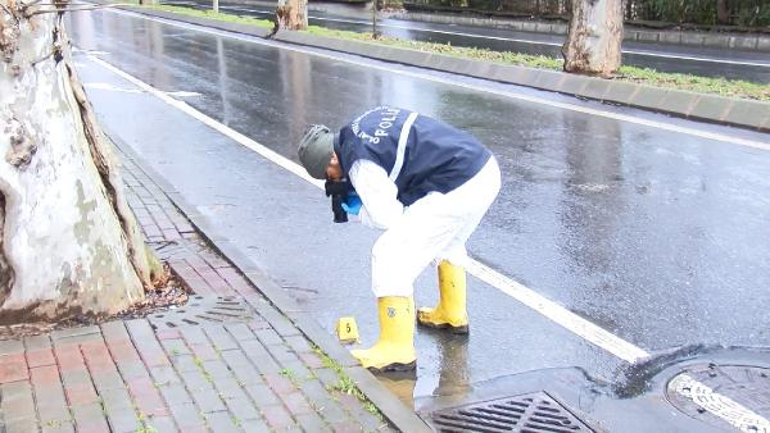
334;106;491;206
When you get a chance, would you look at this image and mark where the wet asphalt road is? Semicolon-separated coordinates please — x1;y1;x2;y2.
164;0;770;83
67;8;770;419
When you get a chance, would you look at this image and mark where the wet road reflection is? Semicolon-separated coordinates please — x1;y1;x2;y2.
68;9;770;403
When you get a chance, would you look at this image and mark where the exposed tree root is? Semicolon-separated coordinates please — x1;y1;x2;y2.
0;193;13;305
271;0;306;34
0;0;156;322
64;45;162;290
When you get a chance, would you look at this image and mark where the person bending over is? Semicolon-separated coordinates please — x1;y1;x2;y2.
297;106;500;372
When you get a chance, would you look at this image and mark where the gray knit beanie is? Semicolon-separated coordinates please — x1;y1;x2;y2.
297;125;334;179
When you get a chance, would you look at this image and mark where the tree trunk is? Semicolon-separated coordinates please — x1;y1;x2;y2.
562;0;624;78
0;1;156;324
716;0;730;25
275;0;308;31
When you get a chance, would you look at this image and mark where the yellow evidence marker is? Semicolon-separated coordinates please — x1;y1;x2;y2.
336;317;360;344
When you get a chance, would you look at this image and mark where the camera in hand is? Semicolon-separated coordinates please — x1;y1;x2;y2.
324;179;355;223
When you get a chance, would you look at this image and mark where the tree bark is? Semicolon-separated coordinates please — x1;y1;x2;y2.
275;0;308;31
716;0;730;25
562;0;624;78
0;0;156;324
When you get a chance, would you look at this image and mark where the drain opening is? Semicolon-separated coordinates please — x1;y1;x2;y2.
148;295;254;330
429;391;595;433
666;364;770;432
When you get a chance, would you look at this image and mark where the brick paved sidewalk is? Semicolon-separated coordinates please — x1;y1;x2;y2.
0;150;396;433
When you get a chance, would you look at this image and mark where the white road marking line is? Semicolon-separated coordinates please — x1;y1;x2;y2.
465;260;648;363
104;8;770;152
165;90;202;97
86;53;768;432
81;49;110;55
91;56;324;190
84;82;142;93
178;3;770;69
622;49;770;68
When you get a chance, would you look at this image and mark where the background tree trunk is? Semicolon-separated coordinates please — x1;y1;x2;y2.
562;0;624;78
716;0;730;24
275;0;308;30
0;1;156;324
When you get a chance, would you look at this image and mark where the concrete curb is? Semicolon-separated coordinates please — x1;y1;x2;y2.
107;131;433;433
125;6;770;132
391;10;770;53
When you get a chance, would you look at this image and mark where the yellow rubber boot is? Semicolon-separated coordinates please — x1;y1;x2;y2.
350;297;417;372
417;260;469;334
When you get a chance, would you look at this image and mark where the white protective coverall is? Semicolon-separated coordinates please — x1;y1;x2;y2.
348;154;501;298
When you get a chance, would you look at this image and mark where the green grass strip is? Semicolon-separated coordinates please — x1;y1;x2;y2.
138;4;770;101
141;3;273;28
312;346;385;422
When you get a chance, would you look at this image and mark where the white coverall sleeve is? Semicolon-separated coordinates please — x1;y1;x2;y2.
348;159;404;230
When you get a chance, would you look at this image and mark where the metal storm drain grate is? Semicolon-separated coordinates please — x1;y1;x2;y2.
148;295;254;330
666;364;770;432
429;391;595;433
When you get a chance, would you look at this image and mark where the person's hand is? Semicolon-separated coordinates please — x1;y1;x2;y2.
342;193;362;215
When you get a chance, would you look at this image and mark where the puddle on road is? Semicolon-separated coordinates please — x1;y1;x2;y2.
380;344;770;433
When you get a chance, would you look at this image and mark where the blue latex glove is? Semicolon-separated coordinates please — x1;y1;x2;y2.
341;193;362;216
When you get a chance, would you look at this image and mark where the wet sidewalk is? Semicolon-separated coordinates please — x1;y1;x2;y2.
0;145;398;433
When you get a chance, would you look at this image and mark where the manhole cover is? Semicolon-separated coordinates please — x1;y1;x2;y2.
429;391;595;432
666;364;770;432
148;295;254;330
